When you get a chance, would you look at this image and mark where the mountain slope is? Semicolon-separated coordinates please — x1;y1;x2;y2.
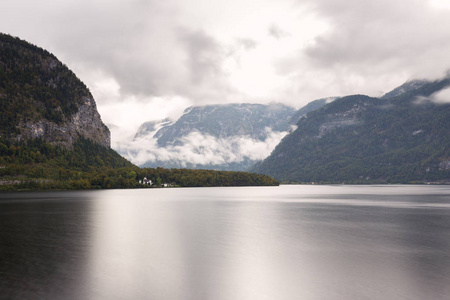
0;33;136;189
252;78;450;183
134;118;173;140
154;103;296;146
381;79;427;99
288;97;336;125
0;33;110;148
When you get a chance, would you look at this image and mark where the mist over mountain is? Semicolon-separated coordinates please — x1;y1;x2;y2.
117;103;297;171
134;118;173;140
381;80;428;99
252;77;450;184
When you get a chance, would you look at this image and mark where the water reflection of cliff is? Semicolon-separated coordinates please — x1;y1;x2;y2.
0;191;95;300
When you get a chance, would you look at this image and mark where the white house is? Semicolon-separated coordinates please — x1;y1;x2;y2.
142;177;153;185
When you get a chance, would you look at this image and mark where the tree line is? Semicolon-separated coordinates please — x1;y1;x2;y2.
0;137;278;191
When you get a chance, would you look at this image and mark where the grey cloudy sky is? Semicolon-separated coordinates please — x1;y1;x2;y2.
2;0;450;143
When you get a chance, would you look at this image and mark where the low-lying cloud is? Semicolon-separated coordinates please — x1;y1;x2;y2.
414;87;450;104
117;128;289;168
430;87;450;104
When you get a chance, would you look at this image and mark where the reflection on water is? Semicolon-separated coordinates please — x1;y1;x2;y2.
0;193;93;300
1;185;450;300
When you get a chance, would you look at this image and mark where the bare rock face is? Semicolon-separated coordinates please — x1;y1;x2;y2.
18;96;110;148
0;33;110;148
70;96;110;148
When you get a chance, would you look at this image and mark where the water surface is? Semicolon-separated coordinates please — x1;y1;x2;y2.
1;185;450;300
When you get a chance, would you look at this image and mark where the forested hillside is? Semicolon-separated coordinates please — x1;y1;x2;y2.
0;33;110;148
0;34;85;129
252;78;450;184
0;137;278;190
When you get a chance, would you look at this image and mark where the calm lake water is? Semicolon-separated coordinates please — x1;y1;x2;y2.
1;185;450;300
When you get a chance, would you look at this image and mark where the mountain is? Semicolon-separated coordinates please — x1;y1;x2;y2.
288;97;337;126
124;103;297;171
0;33;135;189
134;118;173;140
251;77;450;184
0;33;110;148
154;103;296;146
381;79;428;99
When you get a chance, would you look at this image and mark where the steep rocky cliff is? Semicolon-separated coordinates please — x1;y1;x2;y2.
0;33;110;148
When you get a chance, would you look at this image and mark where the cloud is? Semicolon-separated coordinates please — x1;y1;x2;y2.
2;0;233;103
304;0;450;78
177;28;222;84
268;24;290;39
414;87;450;104
431;87;450;103
56;2;195;98
236;38;258;50
117;128;289;167
267;0;450;103
102;95;191;147
175;27;234;99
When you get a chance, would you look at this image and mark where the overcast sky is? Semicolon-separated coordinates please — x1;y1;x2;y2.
2;0;450;143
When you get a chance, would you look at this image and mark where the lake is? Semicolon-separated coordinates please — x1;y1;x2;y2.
1;185;450;300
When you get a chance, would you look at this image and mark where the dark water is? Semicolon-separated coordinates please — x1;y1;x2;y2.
1;185;450;300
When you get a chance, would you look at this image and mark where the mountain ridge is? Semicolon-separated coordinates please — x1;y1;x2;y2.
154;103;296;146
123;103;297;171
251;77;450;184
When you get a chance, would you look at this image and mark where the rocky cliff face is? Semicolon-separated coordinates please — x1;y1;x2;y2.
0;33;110;148
17;96;110;148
